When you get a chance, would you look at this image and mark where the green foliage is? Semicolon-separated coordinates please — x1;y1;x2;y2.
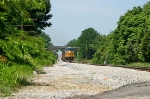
66;39;78;47
89;34;106;51
112;6;143;63
39;30;53;47
66;28;99;61
139;31;150;62
0;0;45;25
76;28;99;60
0;0;55;95
112;2;150;64
0;0;50;37
0;32;56;95
92;2;150;65
0;63;32;95
127;62;150;67
89;2;150;65
65;1;150;65
28;0;53;30
91;33;113;64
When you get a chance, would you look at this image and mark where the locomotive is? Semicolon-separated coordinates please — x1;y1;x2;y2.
62;47;75;62
48;46;78;62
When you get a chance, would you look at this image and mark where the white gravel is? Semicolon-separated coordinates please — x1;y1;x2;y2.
1;61;150;99
67;63;150;88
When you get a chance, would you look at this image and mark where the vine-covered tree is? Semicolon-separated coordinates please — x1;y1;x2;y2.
0;0;55;67
0;0;55;94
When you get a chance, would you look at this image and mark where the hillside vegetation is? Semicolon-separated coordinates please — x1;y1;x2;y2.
66;2;150;65
0;0;56;95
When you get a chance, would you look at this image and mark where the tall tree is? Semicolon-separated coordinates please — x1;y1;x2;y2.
0;0;55;63
27;0;52;34
66;39;77;47
77;28;99;60
138;2;150;62
39;30;53;47
0;0;46;38
111;6;144;64
92;1;150;64
36;0;53;30
91;32;113;64
89;34;106;51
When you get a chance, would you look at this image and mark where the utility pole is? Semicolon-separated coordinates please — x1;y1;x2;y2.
86;44;87;61
21;23;24;30
15;19;37;35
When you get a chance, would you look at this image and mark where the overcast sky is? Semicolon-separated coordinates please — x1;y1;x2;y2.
43;0;149;46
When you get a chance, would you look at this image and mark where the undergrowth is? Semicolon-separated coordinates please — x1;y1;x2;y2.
0;63;32;96
0;57;56;96
127;62;150;67
0;34;56;96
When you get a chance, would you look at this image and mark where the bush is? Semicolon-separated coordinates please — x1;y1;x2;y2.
0;63;32;95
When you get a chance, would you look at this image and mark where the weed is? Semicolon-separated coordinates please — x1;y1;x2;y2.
127;62;150;67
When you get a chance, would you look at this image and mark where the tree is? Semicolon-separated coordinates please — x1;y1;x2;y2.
138;2;150;62
110;6;145;64
39;30;53;47
91;32;114;64
89;34;106;51
0;0;46;38
0;0;56;94
66;39;77;47
92;1;150;64
77;28;99;60
0;0;55;64
27;0;52;32
36;0;53;30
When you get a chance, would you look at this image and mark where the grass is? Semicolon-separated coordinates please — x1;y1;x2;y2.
0;63;33;96
126;62;150;67
0;57;55;96
79;59;92;64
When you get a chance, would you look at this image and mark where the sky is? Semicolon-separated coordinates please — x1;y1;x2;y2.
43;0;150;46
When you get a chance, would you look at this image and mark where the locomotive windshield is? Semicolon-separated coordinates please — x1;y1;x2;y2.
65;48;74;51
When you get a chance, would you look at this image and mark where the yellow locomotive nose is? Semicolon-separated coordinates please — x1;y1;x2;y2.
63;47;75;62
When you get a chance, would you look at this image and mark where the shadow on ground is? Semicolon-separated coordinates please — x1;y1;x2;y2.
63;81;150;99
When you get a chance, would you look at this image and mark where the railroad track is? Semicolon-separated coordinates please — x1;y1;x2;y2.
76;62;150;72
106;64;150;72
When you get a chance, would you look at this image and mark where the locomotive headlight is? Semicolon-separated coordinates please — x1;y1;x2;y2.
68;51;71;53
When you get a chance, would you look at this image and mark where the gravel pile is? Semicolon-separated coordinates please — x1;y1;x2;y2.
1;61;150;99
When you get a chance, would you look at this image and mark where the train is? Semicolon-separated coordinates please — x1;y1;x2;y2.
61;47;75;62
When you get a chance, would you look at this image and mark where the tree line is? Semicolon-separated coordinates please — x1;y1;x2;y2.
0;0;56;95
66;2;150;65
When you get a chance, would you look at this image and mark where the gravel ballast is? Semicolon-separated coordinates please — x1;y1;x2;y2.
1;61;150;99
